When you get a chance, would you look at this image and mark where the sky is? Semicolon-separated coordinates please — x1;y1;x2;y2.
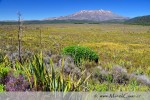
0;0;150;20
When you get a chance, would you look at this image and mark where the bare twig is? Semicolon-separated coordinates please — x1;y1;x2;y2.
17;12;23;63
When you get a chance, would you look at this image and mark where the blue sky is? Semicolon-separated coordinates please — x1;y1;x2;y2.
0;0;150;20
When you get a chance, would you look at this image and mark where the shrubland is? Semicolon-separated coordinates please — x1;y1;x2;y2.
0;24;150;91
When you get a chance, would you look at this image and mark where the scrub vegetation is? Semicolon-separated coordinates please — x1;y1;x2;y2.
0;23;150;92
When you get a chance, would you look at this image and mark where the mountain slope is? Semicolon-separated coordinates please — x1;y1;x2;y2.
125;15;150;25
47;10;129;22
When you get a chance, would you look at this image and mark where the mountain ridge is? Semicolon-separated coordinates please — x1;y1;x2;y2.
125;15;150;25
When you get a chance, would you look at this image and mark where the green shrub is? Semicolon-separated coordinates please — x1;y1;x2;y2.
0;67;10;84
62;45;99;64
0;84;5;92
88;83;108;92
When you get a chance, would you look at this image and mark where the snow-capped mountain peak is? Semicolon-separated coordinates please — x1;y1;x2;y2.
46;10;129;22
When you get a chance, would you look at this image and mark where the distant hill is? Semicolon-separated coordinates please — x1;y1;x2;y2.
125;15;150;25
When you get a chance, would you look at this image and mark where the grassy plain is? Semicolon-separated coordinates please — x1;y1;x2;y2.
0;23;150;91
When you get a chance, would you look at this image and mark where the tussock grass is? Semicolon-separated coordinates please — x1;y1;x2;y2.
0;24;150;91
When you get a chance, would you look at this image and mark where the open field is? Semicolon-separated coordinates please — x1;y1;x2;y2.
0;24;150;72
0;24;150;91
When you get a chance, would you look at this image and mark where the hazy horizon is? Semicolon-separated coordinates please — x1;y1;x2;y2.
0;0;150;20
